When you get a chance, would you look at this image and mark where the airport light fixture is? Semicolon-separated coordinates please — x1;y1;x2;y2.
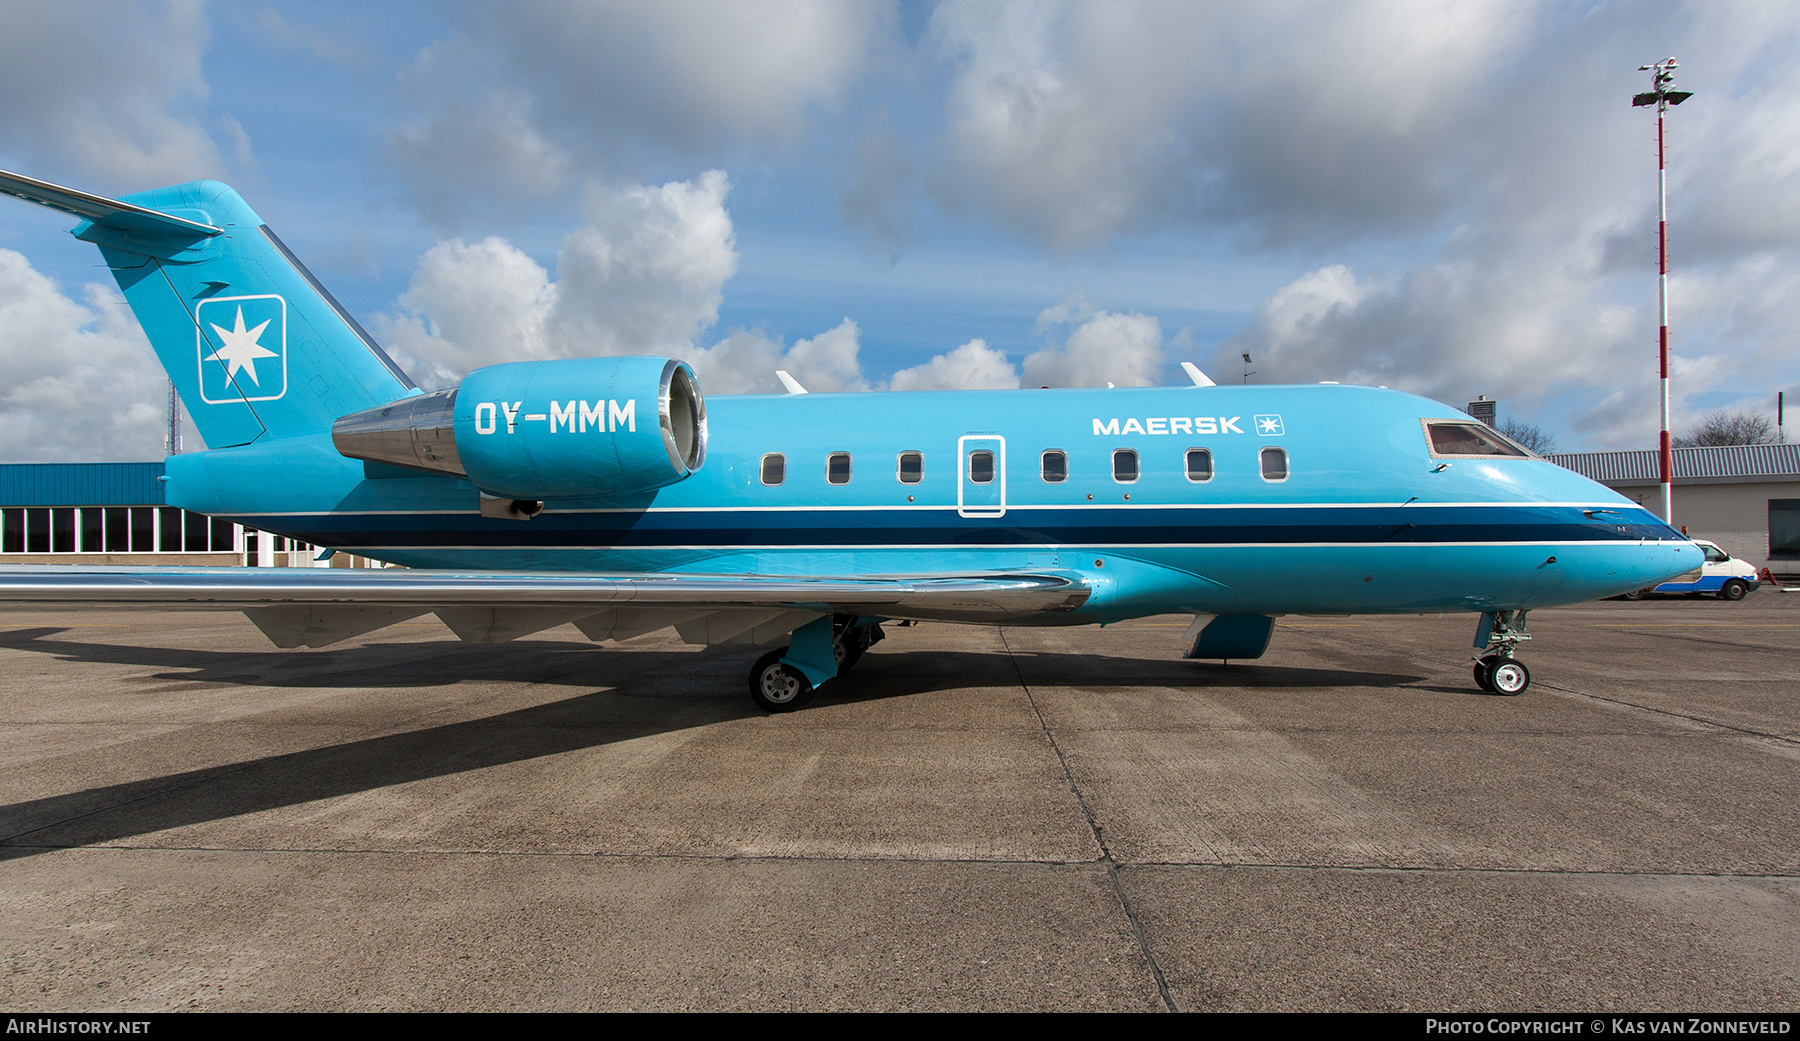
1633;57;1692;525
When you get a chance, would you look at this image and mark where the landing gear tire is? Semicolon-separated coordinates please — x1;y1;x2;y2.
1621;588;1651;601
832;619;883;674
1474;657;1497;692
749;648;814;712
835;632;863;674
1719;579;1750;601
1484;657;1530;696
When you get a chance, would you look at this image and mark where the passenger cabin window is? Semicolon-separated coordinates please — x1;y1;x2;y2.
827;452;852;485
1425;421;1531;457
1185;448;1213;482
1112;448;1139;483
1260;446;1289;482
760;453;786;486
967;450;995;484
897;451;923;484
1040;450;1068;483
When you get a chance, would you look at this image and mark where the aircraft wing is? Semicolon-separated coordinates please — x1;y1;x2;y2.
0;566;1090;648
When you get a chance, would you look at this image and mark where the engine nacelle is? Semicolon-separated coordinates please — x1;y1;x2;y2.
333;356;706;503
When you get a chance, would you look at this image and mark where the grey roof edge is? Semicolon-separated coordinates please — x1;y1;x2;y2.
1550;443;1800;483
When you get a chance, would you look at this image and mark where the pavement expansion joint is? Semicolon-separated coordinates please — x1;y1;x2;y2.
1539;682;1800;748
999;626;1179;1014
9;841;1800;882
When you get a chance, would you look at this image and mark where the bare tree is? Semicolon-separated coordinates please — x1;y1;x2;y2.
1498;417;1556;455
1673;409;1782;448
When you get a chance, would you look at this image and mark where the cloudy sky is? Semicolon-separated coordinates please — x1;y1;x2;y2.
0;0;1794;460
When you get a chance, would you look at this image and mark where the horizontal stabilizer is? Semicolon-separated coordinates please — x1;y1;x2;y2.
0;169;220;238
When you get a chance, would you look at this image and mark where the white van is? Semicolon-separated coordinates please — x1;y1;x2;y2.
1625;539;1760;600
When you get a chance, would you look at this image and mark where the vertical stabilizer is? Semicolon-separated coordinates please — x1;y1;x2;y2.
1;171;417;447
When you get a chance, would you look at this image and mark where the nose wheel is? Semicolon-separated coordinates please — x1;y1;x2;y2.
1473;654;1530;695
1471;609;1532;695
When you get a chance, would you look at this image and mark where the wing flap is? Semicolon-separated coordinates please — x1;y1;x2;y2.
244;606;429;648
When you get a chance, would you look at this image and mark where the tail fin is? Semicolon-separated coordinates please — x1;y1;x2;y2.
0;170;417;448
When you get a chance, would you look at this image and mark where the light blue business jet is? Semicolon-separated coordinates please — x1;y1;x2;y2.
0;171;1699;706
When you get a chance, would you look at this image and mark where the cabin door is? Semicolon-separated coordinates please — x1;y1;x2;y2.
957;435;1006;519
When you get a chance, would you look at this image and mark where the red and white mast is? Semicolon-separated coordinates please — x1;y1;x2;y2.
1634;58;1692;525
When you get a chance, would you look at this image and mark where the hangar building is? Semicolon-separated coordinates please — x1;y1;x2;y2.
0;462;328;567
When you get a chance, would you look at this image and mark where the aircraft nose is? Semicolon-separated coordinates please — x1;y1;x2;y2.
1637;539;1703;587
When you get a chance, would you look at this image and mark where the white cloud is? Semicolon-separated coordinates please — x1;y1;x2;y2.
1032;289;1094;334
377;171;736;383
373;236;556;390
548;171;739;358
1023;310;1163;388
0;250;170;461
0;0;223;189
376;170;878;396
780;319;870;393
386;82;574;223
389;1;888;211
689;319;870;395
888;339;1020;391
927;1;1530;249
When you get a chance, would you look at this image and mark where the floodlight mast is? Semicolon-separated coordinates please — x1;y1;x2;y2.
1633;58;1692;525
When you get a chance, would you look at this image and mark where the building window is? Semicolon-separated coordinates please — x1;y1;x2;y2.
897;451;923;484
1041;450;1067;483
130;507;154;552
760;453;786;486
1112;449;1139;483
1771;499;1800;558
1185;448;1213;482
1260;446;1289;482
827;452;852;485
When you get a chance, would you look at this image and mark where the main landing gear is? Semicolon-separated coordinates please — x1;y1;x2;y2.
1472;609;1531;695
747;617;884;712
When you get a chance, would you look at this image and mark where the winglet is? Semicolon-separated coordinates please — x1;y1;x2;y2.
775;370;808;395
1180;361;1216;387
0;168;221;237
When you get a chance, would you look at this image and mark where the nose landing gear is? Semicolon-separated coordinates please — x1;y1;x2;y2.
1472;609;1531;695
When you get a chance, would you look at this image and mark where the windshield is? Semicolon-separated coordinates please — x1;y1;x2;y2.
1424;421;1532;458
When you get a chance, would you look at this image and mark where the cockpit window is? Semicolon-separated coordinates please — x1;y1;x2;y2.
1425;421;1532;458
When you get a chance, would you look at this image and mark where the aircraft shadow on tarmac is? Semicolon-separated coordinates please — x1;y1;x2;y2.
0;625;1428;695
0;628;1435;861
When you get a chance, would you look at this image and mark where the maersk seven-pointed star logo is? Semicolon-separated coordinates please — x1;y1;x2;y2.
1254;413;1285;436
196;294;287;403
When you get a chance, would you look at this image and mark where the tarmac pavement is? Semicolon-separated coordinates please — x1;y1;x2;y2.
0;593;1796;1011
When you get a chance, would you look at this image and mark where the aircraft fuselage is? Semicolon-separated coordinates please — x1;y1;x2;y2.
166;382;1695;623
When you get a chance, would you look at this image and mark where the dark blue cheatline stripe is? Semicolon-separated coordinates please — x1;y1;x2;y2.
233;505;1680;551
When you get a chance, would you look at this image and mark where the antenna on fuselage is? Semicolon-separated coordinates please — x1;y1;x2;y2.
1180;361;1216;387
775;370;808;395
